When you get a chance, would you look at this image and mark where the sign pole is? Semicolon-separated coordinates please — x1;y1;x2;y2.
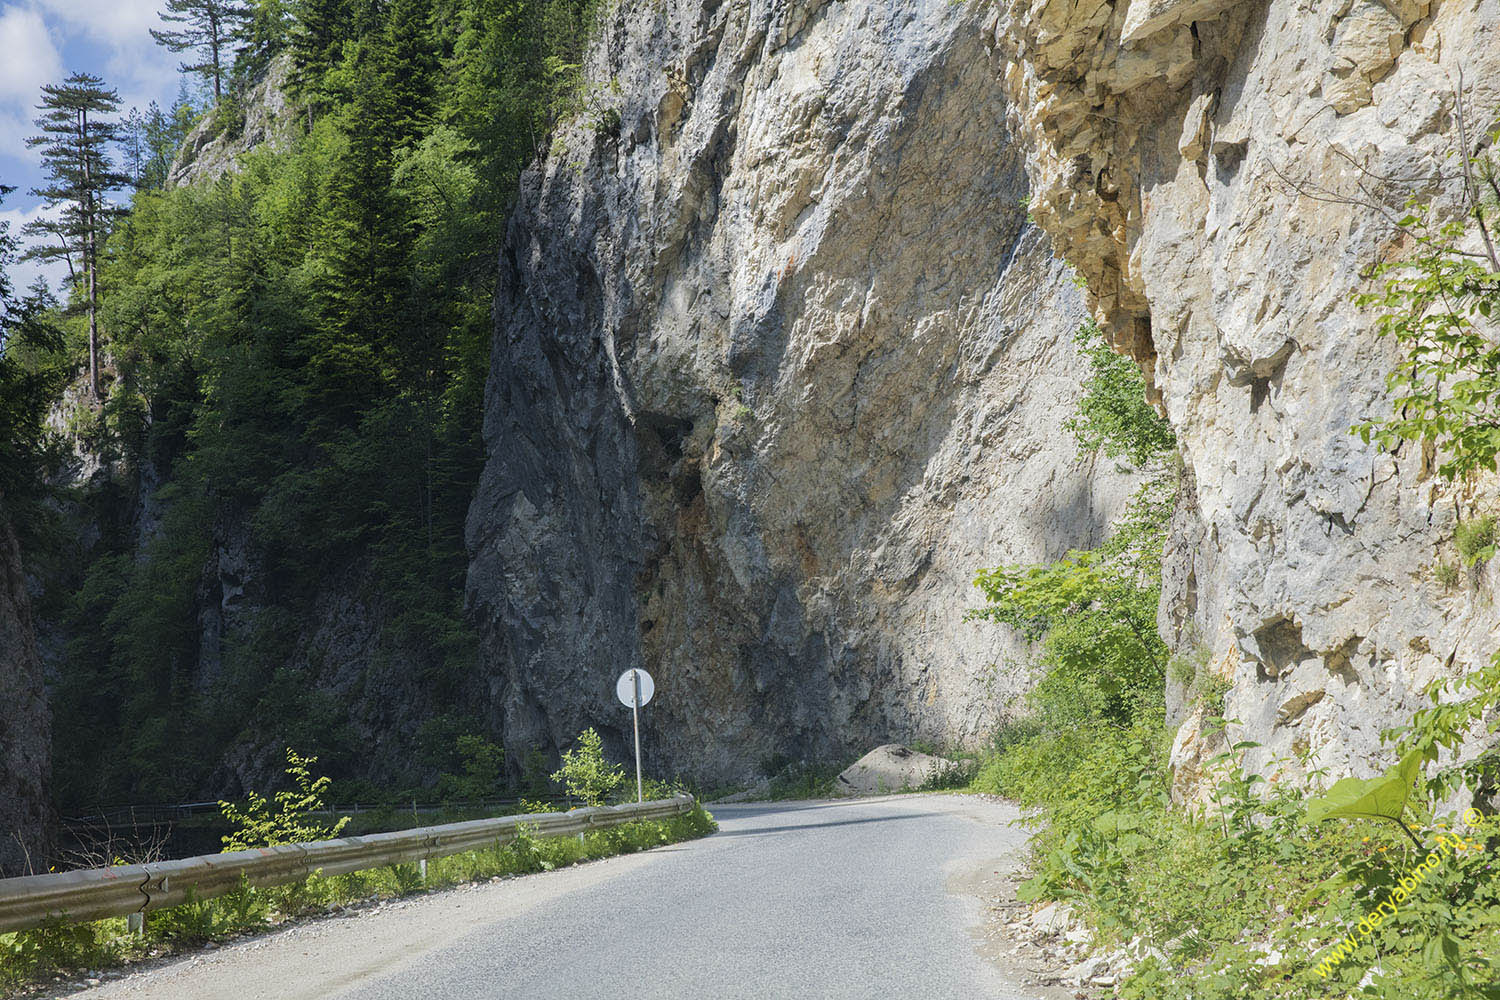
615;667;653;803
632;670;644;803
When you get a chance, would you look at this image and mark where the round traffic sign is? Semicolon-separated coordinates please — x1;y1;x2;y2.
616;668;655;708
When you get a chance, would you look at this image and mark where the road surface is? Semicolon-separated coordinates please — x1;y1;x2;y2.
73;795;1049;1000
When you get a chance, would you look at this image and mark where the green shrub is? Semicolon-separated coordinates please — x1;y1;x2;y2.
968;475;1174;728
550;728;625;806
969;659;1500;1000
1353;191;1500;483
1454;515;1497;567
220;748;350;851
1435;560;1462;588
1064;319;1176;468
434;734;505;802
762;760;843;800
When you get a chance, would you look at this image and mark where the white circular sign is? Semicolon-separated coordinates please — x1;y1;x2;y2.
616;668;655;708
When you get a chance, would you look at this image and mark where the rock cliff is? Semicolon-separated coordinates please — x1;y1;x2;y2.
993;0;1500;786
466;0;1136;781
0;499;50;875
169;56;296;188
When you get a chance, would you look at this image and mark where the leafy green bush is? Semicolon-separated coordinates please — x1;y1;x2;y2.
1064;320;1176;467
968;656;1500;999
434;734;505;802
969;476;1174;727
220;748;350;851
550;727;625;806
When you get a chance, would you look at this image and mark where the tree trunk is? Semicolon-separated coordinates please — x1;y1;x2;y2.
211;13;222;102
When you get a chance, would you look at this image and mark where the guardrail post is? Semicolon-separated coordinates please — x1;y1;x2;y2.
418;858;427;882
126;912;145;935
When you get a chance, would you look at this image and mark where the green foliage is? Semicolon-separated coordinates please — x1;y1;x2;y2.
1454;514;1497;566
551;728;625;806
42;0;622;806
968;475;1174;726
1383;653;1500;805
0;187;67;519
1064;319;1176;467
969;697;1500;998
969;321;1176;726
1353;190;1500;483
433;735;505;801
220;748;349;850
761;760;844;801
1305;750;1425;847
150;0;254;101
1436;559;1462;588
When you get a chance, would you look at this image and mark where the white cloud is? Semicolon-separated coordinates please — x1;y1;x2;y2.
0;108;33;166
0;6;62;104
32;0;160;47
0;198;69;293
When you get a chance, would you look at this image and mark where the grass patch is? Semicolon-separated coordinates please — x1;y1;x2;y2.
1455;515;1497;567
0;806;716;994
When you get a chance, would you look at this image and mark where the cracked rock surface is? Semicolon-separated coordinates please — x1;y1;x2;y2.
994;0;1500;786
465;0;1136;781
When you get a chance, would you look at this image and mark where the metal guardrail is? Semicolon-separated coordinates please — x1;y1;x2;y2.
0;794;695;934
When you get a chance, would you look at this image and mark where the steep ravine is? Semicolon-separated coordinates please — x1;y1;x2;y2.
465;0;1137;782
995;0;1500;787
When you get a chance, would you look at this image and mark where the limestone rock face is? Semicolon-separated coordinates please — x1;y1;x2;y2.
169;56;296;189
994;0;1500;786
0;501;50;875
467;0;1136;782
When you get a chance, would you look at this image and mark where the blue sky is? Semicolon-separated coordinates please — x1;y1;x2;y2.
1;0;188;290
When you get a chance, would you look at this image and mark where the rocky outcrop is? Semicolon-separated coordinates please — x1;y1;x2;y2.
466;0;1137;783
835;744;959;796
0;499;51;875
169;56;296;189
994;0;1500;786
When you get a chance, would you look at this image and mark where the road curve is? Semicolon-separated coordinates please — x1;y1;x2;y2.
71;795;1044;1000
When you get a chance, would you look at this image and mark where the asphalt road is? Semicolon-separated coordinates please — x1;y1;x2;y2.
76;795;1043;1000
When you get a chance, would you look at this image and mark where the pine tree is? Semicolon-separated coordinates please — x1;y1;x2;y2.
141;102;172;189
381;0;438;143
287;0;355;114
21;82;120;383
23;74;128;399
0;185;65;502
151;0;254;102
306;50;408;421
235;0;293;83
121;108;147;189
